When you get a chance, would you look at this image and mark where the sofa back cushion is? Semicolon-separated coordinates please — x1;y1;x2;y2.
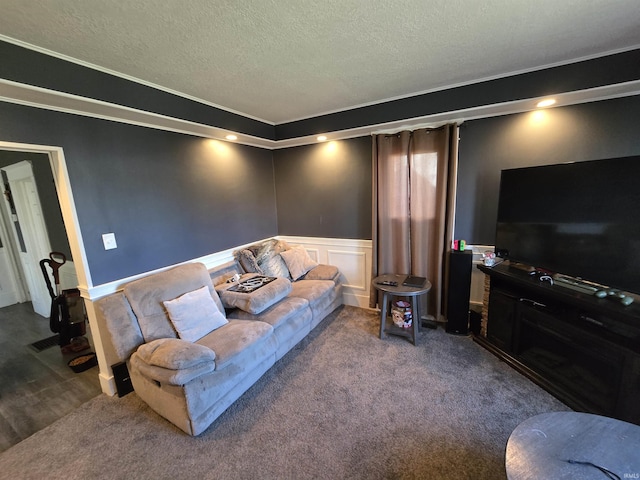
124;263;225;343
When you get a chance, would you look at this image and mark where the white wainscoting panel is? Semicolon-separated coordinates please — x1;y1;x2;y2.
328;250;367;290
305;248;320;263
279;236;372;308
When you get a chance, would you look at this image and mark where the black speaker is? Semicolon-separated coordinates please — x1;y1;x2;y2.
446;250;473;335
112;361;134;397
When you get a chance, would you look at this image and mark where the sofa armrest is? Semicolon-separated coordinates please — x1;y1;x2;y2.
302;264;340;283
130;338;216;385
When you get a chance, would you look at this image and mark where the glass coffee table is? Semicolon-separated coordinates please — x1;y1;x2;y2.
372;274;432;346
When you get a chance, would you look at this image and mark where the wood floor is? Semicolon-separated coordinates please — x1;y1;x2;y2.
0;302;101;453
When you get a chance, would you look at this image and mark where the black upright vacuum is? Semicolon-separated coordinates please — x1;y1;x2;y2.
39;252;90;353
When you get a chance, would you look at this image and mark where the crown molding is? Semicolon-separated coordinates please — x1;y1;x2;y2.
277;44;640;125
2;78;640;150
3;33;640;128
0;34;274;126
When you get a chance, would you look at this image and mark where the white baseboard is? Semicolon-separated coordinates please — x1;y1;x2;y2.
343;291;371;308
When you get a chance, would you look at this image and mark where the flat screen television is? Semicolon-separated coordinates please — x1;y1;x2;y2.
495;155;640;295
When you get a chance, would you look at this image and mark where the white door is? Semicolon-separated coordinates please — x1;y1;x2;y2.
0;234;22;307
0;177;28;308
1;161;53;316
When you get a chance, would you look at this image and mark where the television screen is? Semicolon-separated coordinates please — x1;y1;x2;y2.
495;155;640;295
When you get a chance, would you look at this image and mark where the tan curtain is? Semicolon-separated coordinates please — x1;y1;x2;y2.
370;124;459;322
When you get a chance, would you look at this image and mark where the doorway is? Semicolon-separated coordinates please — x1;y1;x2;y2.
0;145;102;451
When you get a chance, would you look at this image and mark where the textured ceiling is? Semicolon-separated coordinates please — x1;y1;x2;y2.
1;0;639;124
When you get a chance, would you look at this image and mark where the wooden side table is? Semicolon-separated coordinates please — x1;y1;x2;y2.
506;412;640;479
372;274;432;346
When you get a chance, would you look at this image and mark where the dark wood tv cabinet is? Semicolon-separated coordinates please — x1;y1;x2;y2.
477;262;640;425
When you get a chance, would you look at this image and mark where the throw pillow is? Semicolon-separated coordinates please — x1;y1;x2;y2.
253;239;291;278
260;254;291;279
281;245;318;280
236;249;263;274
163;286;228;342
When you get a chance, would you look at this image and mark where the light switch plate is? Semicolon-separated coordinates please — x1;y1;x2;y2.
102;232;117;250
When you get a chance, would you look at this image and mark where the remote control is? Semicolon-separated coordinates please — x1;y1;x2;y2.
377;281;398;286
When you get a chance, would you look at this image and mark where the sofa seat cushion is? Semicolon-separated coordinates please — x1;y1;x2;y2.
228;296;309;329
216;274;292;314
289;279;337;317
196;319;273;371
290;279;334;305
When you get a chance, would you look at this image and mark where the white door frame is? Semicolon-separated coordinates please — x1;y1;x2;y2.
0;143;92;289
1;161;53;316
0;141;113;395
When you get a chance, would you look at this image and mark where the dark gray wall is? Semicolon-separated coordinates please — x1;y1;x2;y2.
273;136;372;239
455;95;640;244
4;93;638;287
0;151;72;258
3;39;640;286
0;102;278;285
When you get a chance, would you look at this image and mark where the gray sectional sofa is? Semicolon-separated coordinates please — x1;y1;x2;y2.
94;239;342;435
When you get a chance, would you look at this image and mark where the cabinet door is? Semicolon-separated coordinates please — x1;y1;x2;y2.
487;289;517;352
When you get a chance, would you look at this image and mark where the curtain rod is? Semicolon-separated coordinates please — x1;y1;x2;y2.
371;120;464;136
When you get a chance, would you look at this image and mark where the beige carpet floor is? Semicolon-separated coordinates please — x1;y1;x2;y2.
0;305;570;479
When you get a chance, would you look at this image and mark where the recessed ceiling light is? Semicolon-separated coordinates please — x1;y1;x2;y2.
317;135;327;142
225;134;238;141
536;99;556;108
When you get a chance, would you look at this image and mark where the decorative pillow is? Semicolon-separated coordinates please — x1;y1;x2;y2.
260;254;291;278
249;239;286;261
236;249;263;274
163;286;228;342
253;239;291;278
281;245;318;280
